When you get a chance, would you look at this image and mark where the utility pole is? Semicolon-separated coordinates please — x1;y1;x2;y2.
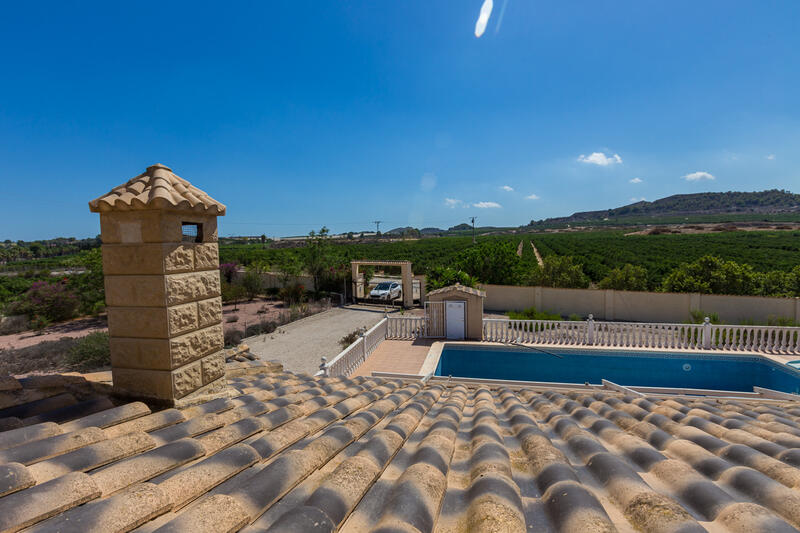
373;220;382;239
470;216;476;244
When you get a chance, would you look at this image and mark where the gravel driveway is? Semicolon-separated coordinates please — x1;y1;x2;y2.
244;305;396;375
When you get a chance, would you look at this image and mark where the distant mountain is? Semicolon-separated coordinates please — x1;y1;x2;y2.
420;227;444;235
531;190;800;225
448;223;473;231
384;226;413;235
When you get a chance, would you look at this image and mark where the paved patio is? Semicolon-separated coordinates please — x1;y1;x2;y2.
352;338;434;377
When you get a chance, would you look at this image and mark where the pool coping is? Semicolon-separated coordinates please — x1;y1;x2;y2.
416;340;800;398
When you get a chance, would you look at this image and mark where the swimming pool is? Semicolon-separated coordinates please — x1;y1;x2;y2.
434;344;800;393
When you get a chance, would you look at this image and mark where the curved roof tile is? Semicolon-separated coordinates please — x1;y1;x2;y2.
88;164;226;215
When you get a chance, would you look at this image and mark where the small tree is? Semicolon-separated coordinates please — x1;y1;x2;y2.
598;264;648;291
303;227;332;292
67;248;105;315
221;281;246;311
537;256;590;289
277;256;302;287
426;267;479;291
219;262;239;284
241;271;263;301
662;255;759;295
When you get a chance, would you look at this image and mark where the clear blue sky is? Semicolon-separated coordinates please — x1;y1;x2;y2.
1;1;798;240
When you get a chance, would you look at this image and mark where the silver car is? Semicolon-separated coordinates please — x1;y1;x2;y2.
369;281;402;300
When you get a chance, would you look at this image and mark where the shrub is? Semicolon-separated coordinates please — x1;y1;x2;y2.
767;315;800;327
65;332;110;370
339;327;367;348
30;315;52;331
226;314;239;323
507;307;563;321
246;320;279;336
224;329;244;347
288;303;309;321
245;323;263;337
688;309;721;324
279;283;306;305
8;280;79;323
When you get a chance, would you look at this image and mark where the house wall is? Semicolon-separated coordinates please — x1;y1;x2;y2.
481;284;800;324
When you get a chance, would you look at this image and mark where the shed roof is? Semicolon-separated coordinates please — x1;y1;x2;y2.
4;367;800;531
89;164;226;215
426;283;486;298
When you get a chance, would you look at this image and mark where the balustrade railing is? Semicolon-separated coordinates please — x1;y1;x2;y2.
386;316;426;339
321;313;800;379
323;318;388;377
483;316;800;354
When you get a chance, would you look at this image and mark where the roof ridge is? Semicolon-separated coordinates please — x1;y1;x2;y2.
88;164;226;215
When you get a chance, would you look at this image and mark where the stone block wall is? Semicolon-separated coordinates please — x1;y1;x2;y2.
100;211;226;405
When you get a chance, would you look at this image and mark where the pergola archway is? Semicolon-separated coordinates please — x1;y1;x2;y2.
350;260;424;308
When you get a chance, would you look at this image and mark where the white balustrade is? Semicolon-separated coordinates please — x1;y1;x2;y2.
386;316;426;339
321;314;800;379
482;317;800;354
324;318;389;377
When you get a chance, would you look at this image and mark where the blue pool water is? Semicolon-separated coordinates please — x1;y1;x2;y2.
434;345;800;393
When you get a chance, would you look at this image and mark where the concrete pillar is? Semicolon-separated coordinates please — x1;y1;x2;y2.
90;164;228;406
351;262;359;300
401;262;413;308
415;275;427;303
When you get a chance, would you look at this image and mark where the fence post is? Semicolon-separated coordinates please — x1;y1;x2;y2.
361;333;367;360
587;314;594;345
319;356;329;377
702;317;711;349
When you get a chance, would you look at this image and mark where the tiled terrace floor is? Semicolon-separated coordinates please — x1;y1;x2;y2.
352;339;434;377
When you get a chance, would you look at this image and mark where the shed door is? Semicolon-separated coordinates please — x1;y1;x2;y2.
445;301;465;340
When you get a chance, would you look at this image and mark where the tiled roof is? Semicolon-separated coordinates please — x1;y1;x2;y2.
3;371;800;532
89;164;226;215
427;283;487;297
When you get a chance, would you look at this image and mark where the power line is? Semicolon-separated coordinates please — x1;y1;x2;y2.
470;216;476;244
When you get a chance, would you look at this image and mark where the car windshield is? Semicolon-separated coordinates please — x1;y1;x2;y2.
375;283;391;290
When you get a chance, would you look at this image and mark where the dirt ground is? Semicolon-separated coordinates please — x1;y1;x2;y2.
0;297;312;351
623;222;800;236
0;316;108;351
220;298;331;332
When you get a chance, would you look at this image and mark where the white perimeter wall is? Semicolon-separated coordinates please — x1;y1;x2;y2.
481;284;800;323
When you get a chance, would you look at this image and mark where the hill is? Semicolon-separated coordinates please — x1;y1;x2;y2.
531;190;800;226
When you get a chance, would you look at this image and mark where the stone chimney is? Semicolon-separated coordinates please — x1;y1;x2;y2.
89;164;227;406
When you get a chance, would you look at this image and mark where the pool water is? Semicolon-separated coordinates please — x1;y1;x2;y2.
434;345;800;394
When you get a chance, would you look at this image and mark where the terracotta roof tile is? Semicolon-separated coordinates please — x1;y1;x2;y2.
5;368;800;531
426;283;486;297
88;164;226;215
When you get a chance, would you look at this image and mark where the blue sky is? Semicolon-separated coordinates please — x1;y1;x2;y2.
1;1;799;240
